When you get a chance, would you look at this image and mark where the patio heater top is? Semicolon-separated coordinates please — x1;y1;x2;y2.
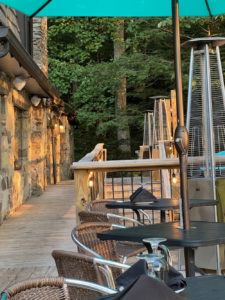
143;110;154;113
149;96;169;100
182;37;225;49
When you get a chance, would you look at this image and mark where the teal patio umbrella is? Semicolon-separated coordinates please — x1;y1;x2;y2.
1;0;225;275
0;0;225;17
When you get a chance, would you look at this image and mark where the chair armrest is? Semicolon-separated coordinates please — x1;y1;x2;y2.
138;209;152;224
93;258;130;289
94;257;130;270
65;278;117;295
107;213;143;226
71;227;103;259
111;224;127;229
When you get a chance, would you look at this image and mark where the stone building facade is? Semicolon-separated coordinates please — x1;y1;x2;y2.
0;6;74;224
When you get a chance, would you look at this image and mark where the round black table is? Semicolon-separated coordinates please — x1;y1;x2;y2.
106;199;218;222
93;275;225;300
97;221;225;276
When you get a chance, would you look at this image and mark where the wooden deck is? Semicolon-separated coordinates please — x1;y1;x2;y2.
0;180;76;291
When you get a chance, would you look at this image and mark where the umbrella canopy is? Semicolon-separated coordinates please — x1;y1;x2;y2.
0;0;225;17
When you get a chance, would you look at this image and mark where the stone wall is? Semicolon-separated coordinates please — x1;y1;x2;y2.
0;6;75;225
32;17;48;75
0;72;74;225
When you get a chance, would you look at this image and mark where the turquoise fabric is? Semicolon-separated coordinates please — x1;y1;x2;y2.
0;0;225;17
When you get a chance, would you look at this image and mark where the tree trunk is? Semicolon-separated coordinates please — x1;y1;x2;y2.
114;18;131;157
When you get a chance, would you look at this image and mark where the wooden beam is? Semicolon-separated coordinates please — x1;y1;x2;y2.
72;155;225;172
73;143;105;220
79;143;104;162
72;158;180;172
74;170;90;223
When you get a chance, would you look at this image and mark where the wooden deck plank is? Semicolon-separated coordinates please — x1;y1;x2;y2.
0;181;76;291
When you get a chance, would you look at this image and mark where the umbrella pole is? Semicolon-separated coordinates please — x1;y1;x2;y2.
172;0;192;276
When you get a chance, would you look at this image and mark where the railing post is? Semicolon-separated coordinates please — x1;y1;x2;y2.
98;171;104;199
74;169;91;224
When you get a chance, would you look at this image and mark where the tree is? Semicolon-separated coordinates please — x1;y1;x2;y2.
47;16;225;160
114;18;131;157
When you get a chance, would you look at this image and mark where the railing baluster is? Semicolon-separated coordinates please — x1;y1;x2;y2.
121;173;125;225
131;172;134;193
121;173;124;201
103;172;105;199
151;170;153;192
131;172;135;220
112;175;115;200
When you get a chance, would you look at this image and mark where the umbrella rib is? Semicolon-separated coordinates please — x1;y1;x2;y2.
204;0;212;18
30;0;53;18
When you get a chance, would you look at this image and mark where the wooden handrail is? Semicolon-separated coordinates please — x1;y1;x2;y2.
72;158;179;172
79;143;105;162
72;155;225;172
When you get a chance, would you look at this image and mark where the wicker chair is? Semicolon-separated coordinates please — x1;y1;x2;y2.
52;250;128;295
71;222;146;266
87;199;152;224
0;277;116;300
87;199;120;214
52;251;107;299
0;277;69;300
79;210;142;227
78;212;146;259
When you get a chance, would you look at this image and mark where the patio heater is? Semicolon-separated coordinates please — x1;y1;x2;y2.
185;37;225;271
151;96;173;199
152;96;173;146
140;110;154;159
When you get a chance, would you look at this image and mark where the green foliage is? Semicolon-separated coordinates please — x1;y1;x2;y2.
47;16;225;160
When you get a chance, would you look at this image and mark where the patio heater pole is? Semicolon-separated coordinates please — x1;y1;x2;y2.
172;0;191;275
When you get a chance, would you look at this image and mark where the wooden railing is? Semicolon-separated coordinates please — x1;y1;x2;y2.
71;143;179;220
72;142;225;224
72;143;106;220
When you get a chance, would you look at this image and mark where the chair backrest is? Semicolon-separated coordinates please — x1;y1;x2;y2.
1;277;117;300
79;211;109;224
89;200;119;214
72;223;122;285
74;222;119;261
79;210;120;225
52;250;108;300
1;277;69;300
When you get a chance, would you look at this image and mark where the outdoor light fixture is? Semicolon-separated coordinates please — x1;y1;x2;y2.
31;95;41;107
89;180;94;188
59;124;65;133
172;172;177;184
13;75;26;91
88;171;94;188
59;120;65;133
